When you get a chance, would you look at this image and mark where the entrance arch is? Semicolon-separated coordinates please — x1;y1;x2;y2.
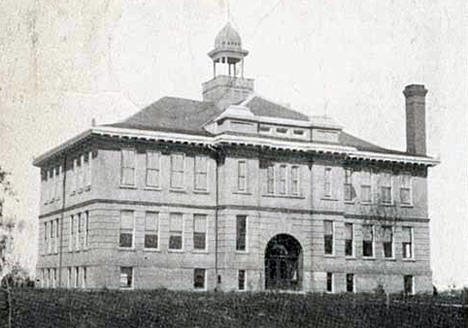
265;234;303;290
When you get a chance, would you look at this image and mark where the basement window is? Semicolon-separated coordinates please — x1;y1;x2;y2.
120;267;133;289
194;268;206;290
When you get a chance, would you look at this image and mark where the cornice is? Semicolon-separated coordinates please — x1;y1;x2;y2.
33;126;439;167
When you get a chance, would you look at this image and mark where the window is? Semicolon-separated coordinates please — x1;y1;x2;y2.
237;161;247;191
291;166;299;195
170;153;185;189
55;218;59;253
78;154;85;191
193;214;207;251
119;210;134;248
324;167;332;198
71;159;78;194
236;215;247;251
76;213;81;251
67;267;72;288
49;220;54;254
81;154;87;191
293;129;304;135
404;275;414;295
144;212;159;249
344;223;354;257
146;151;160;187
326;272;333;293
382;226;393;258
266;165;275;194
194;156;208;191
46;269;51;288
361;169;372;203
402;227;413;259
42;171;47;204
380;172;392;204
344;168;355;201
346;273;354;293
238;270;246;291
84;211;89;249
69;216;74;252
400;173;412;205
44;222;48;254
54;167;61;202
120;267;133;289
75;267;79;289
276;128;288;134
86;151;92;188
193;268;206;290
52;268;57;288
169;213;183;250
121;149;136;186
362;224;374;257
48;169;54;202
276;127;287;134
278;165;287;194
82;267;87;288
323;220;333;255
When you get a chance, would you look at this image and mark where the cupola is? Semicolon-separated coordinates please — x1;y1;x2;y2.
202;23;254;109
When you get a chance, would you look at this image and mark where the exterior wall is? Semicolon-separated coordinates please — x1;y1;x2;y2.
36;139;433;294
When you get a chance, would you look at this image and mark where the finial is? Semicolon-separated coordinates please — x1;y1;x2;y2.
226;0;231;23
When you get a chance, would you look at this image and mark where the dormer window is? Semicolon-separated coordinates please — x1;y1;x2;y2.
259;126;271;133
293;129;304;135
276;128;288;134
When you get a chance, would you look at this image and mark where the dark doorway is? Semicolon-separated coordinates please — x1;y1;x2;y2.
265;234;303;290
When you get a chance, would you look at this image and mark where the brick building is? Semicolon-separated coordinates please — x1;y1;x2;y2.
34;23;438;293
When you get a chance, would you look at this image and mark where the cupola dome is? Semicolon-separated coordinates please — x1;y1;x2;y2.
214;23;242;49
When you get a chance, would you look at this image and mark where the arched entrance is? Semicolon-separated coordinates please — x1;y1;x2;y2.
265;234;303;290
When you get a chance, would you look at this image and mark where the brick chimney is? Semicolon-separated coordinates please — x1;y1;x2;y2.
403;84;428;155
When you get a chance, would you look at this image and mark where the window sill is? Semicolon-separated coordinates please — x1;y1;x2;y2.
143;248;160;252
262;194;305;199
402;258;416;262
118;247;136;252
323;254;335;258
345;256;356;260
192;249;209;254
379;203;395;207
344;200;356;204
119;185;137;190
235;250;249;254
400;204;414;208
384;258;396;261
168;249;184;253
321;197;338;201
144;186;162;191
193;189;209;194
362;257;376;260
233;191;252;195
193;288;207;292
169;188;186;193
360;202;373;206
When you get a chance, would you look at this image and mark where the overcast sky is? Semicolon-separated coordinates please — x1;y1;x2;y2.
0;0;466;289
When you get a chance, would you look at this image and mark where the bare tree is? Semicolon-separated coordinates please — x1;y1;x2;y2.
0;165;19;328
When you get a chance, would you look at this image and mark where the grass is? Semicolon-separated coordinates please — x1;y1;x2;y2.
8;288;466;328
